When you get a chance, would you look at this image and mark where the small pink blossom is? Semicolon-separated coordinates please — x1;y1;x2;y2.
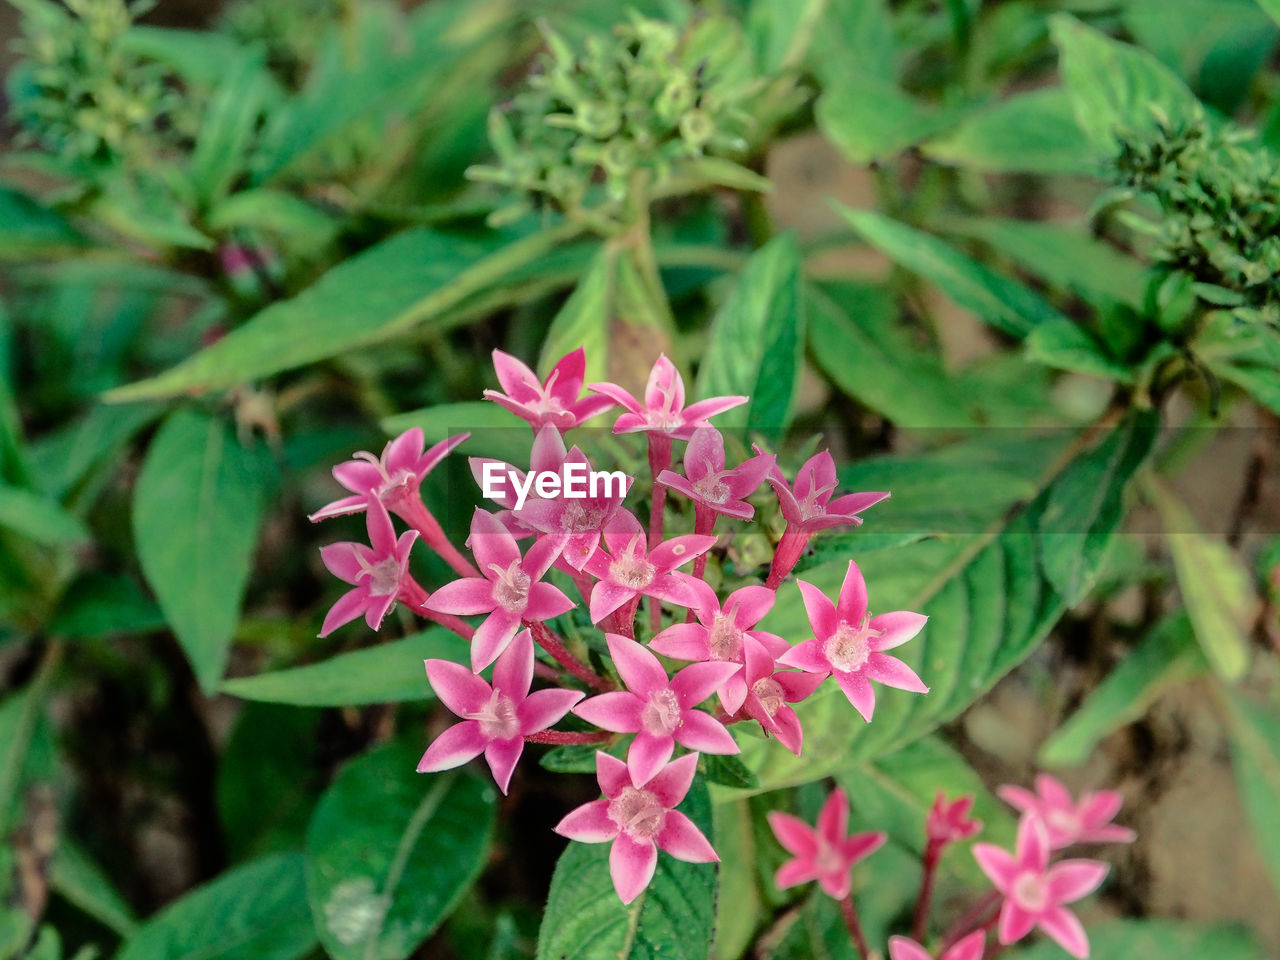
309;427;468;521
423;509;574;671
553;752;717;904
888;931;986;960
469;422;573;540
582;510;714;623
589;355;746;441
417;629;583;793
573;634;740;784
762;449;889;533
767;787;886;900
657;427;774;521
318;499;418;636
738;637;823;755
997;774;1135;849
778;560;929;722
927;792;983;846
973;816;1109;958
484;347;615;431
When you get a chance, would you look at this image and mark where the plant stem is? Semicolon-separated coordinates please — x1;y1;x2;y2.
527;620;613;692
838;893;871;960
524;730;612;745
766;525;811;590
399;498;479;578
398;578;475;640
911;840;942;942
648;434;673;632
941;891;1001;952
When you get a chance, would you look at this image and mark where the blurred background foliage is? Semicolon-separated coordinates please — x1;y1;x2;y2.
0;0;1278;958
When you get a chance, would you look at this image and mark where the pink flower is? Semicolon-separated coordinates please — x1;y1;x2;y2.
582;510;714;622
657;427;774;521
997;774;1136;849
973;816;1109;958
484;347;615;431
573;634;740;784
309;427;468;521
650;582;790;714
927;792;983;846
778;560;929;722
738;638;823;755
553;752;717;904
417;629;583;793
469;422;572;540
423;509;574;671
589;355;746;441
763;449;889;533
318;498;418;636
767;787;886;900
888;931;986;960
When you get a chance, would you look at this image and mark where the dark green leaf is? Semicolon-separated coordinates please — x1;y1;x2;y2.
190;48;271;205
0;187;86;258
0;485;88;546
49;840;138;938
48;573;164;640
1226;695;1280;899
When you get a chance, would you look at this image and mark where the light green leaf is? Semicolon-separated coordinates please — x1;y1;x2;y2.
0;187;87;258
711;800;761;960
1225;695;1280;898
537;777;717;960
1260;0;1280;27
306;742;496;960
222;629;469;706
206;190;338;254
116;853;315;960
1005;919;1266;959
538;246;610;386
29;403;162;500
133;409;275;692
0;485;89;546
1027;319;1134;382
50;840;138;937
190;48;271;206
816;77;965;167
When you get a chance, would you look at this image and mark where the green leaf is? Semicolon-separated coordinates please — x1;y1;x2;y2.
306;742;497;960
116;853;316;960
1148;479;1254;681
1260;0;1280;26
121;26;245;87
711;800;761;960
0;187;86;258
206;190;338;254
538;246;610;386
49;839;138;937
1026;319;1135;382
1004;919;1267;959
133;409;275;692
1225;695;1280;898
222;629;469;706
1050;14;1201;153
922;88;1099;176
702;753;762;790
29;403;162;500
0;485;89;546
48;573;164;640
1039;615;1205;767
808;0;895;83
105;224;580;403
537;776;717;960
697;233;804;435
816;77;965;167
835;206;1068;338
190;48;271;206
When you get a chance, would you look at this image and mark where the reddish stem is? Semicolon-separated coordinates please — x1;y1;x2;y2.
398;497;479;578
941;891;1001;953
615;596;641;640
765;525;811;590
686;503;717;622
524;729;612;745
527;620;613;692
838;893;871;960
648;434;673;633
398;578;475;640
911;839;943;942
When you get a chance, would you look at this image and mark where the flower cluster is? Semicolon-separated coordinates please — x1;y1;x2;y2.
765;774;1134;959
309;346;919;904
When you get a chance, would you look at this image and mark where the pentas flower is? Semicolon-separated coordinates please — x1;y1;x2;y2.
927;792;983;846
554;752;717;904
973;817;1109;958
309;427;467;521
417;630;583;793
483;347;616;431
582;510;714;623
888;932;986;960
573;634;740;783
423;509;574;671
318;499;418;637
779;560;929;722
657;426;774;523
998;774;1136;850
589;354;746;441
469;421;573;539
650;582;790;714
768;787;886;900
738;637;823;755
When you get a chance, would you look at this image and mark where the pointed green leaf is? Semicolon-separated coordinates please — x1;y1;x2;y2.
1226;695;1280;899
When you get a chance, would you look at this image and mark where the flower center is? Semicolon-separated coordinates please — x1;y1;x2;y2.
640;688;683;736
364;556;403;597
467;689;521;740
1045;808;1082;839
799;481;837;521
822;614;879;673
354;451;416;506
560;501;605;533
707;614;744;661
694;474;731;505
1011;871;1050;912
607;786;666;841
751;677;785;717
610;551;656;590
489;561;531;613
813;840;846;875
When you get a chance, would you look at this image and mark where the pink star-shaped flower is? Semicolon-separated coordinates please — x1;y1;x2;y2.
417;629;584;793
762;449;889;533
318;498;418;636
589;355;746;441
573;634;739;784
889;931;986;960
309;427;468;521
553;752;718;904
778;560;929;722
973;816;1109;958
738;637;824;755
657;427;774;521
582;510;714;623
469;421;571;540
423;509;574;672
483;347;615;431
927;792;984;846
650;582;789;714
997;774;1135;849
767;787;886;900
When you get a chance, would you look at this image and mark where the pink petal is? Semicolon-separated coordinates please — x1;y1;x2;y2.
469;509;520;573
719;672;748;716
523;535;564;580
417;432;469;476
383;428;425;475
485;736;524;794
492;349;541;401
518;688;585;733
554;798;617;843
569;394;617;425
777;670;825;702
777;640;831;675
681;395;747;424
416;720;487;772
945;930;987;960
727;585;775;629
774;857;819;890
471;458;521;508
644;752;699;807
655;471;700;504
470;609;521;672
648;623;711;661
826;490;890;517
364;499;398;555
997;784;1040;814
818;788;849;843
767;812;819;858
997;901;1037;946
1087;823;1137;844
836;670;876;721
649;534;716;574
424;577;495;616
972;843;1018;892
320;542;365;583
1036;773;1074;809
627;732;675;785
1037;906;1089;958
842;830;886;863
602;509;644;555
864;653;929;693
671;661;740;707
675;710;738;755
529;424;568;473
817;867;853;901
425;658;492;716
607;634;670;694
797;580;838;640
887;937;933;960
610;835;657;905
320;587;369;637
682;427;725;478
483;391;540;426
835;560;868;626
596;752;631;798
645;356;684;410
587;381;642;415
548;346;586;398
492;628;534;699
1079;789;1123;827
771;706;804;755
724;453;774;498
590;580;637;623
869;611;928;651
525;581;576;621
574;691;644;733
332;460;382;495
656;811;718;863
309;495;368;521
1046;860;1109;903
1017;816;1051;873
363;591;397;631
